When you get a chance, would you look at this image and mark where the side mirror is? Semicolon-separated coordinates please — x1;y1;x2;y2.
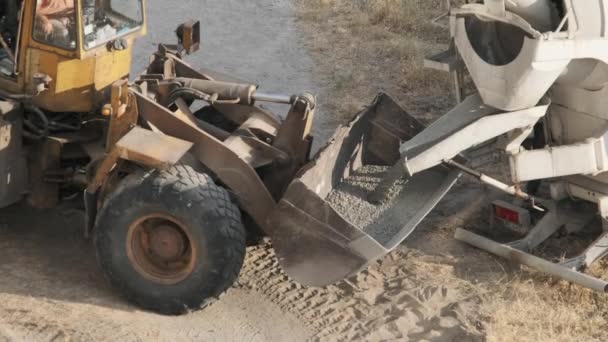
176;20;201;55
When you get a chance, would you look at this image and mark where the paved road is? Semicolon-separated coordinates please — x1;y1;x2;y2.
133;0;334;146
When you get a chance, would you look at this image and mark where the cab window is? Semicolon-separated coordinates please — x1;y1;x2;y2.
82;0;144;50
0;0;22;77
34;0;77;50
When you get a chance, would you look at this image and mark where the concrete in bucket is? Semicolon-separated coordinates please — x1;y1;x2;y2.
268;93;461;287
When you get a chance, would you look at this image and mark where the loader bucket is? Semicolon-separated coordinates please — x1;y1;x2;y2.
268;93;461;287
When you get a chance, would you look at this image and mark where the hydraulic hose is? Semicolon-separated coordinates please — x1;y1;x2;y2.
23;105;50;140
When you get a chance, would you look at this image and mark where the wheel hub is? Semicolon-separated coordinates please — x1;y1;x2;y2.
148;225;186;261
126;214;197;285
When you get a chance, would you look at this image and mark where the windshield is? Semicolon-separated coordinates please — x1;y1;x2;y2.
81;0;143;50
34;0;77;50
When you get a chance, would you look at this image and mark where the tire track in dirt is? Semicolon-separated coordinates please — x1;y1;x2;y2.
239;239;485;341
0;203;312;342
0;1;325;340
0;1;492;341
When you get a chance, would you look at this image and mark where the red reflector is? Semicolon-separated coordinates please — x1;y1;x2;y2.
494;205;520;224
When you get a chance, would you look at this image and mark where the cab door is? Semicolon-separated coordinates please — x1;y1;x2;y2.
0;0;25;95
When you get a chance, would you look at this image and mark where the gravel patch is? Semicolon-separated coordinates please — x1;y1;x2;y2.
326;165;408;246
327;164;455;247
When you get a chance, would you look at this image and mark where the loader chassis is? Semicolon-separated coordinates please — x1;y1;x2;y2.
0;0;396;314
0;0;317;228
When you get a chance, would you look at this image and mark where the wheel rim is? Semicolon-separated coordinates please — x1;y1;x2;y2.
126;214;197;285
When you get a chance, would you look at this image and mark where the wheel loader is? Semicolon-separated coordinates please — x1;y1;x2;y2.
0;0;434;314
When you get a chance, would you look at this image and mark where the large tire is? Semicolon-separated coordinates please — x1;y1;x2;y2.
94;165;246;314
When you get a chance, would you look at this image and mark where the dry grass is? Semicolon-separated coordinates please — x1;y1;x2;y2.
297;0;453;122
303;0;448;37
296;1;608;341
479;278;608;342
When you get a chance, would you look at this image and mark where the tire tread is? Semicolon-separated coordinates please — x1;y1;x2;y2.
94;165;245;314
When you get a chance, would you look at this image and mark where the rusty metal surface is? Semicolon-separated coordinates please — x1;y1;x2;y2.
127;213;197;285
179;20;201;55
174;99;286;169
298;93;425;199
106;80;139;149
235;113;278;138
143;51;282;130
213;103;282;130
263;95;316;199
134;47;460;287
87;148;121;194
115;127;193;170
88;126;192;195
269;93;461;286
133;90;277;231
224;135;288;169
166;54;282;128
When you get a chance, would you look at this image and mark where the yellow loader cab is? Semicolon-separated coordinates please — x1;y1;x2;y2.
1;0;146;112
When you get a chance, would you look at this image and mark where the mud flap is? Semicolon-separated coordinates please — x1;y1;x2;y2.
268;93;461;286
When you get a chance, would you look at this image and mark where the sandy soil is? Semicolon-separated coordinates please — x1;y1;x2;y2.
240;183;493;342
292;1;608;341
5;1;608;341
0;203;312;341
0;1;542;341
0;0;324;341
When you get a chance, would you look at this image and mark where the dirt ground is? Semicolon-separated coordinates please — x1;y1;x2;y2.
0;0;320;341
292;1;608;341
0;204;312;341
3;1;608;342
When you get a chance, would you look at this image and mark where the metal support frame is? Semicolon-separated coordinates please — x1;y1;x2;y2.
510;127;608;182
419;0;608;294
456;200;608;293
561;232;608;270
455;228;608;292
370;94;549;202
424;41;465;103
507;210;561;252
398;94;548;178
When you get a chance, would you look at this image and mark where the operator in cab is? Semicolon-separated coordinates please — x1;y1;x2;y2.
34;0;75;48
0;0;21;76
1;0;20;50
